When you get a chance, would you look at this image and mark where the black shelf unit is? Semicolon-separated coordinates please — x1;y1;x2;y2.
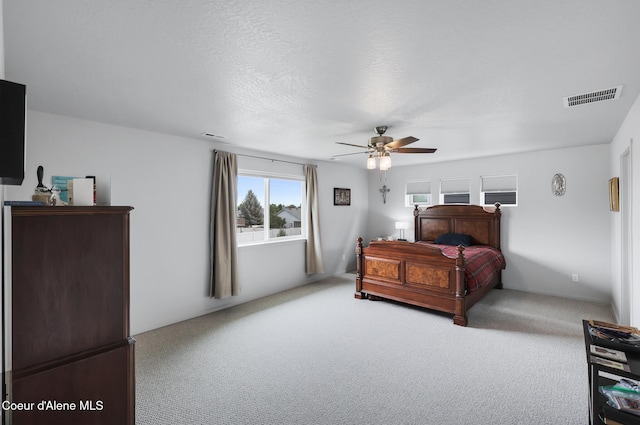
583;320;640;425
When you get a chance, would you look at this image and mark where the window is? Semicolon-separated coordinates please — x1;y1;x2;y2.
481;175;518;206
440;178;470;204
236;173;305;244
405;180;432;207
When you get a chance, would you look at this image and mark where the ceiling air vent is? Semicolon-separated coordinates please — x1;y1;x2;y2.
563;85;622;108
201;132;226;140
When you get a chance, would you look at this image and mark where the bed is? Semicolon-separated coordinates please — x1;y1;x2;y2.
354;203;505;326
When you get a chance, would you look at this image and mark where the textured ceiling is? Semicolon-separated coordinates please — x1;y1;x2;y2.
4;0;640;167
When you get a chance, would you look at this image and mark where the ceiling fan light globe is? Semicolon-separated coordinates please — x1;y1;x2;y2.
367;155;376;169
379;154;391;170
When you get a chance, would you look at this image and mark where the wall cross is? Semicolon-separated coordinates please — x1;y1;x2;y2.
380;185;390;204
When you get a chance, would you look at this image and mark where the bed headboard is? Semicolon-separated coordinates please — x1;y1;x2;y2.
413;204;502;249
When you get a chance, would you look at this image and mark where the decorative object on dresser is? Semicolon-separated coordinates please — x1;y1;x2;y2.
3;206;135;425
67;177;95;206
355;203;505;326
32;165;57;206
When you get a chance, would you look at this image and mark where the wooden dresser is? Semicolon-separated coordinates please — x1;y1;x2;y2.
4;206;134;425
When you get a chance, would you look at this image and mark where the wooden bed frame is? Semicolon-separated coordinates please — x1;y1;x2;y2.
354;204;503;326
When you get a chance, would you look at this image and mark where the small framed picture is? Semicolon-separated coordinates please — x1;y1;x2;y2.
609;177;619;212
334;188;351;206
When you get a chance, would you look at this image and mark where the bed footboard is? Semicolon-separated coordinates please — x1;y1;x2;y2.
355;237;470;325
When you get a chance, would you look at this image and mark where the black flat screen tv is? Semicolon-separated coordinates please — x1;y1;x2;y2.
0;79;26;185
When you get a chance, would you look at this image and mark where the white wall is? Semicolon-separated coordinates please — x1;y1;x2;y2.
610;92;640;325
367;144;612;303
4;111;369;334
0;103;622;332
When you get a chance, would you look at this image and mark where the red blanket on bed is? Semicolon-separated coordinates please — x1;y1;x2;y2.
416;243;506;292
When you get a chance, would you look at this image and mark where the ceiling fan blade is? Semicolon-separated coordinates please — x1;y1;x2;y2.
336;141;371;149
386;136;419;149
330;151;372;158
394;147;437;154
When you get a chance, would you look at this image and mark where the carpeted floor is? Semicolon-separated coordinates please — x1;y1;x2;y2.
134;273;614;424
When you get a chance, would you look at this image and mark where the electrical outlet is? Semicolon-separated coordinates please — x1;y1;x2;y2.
342;254;346;261
572;273;579;283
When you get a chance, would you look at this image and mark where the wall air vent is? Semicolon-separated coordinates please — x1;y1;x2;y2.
563;85;622;108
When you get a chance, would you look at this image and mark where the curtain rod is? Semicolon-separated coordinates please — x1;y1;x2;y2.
214;149;308;167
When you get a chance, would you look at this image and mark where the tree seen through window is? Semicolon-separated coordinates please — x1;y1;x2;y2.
236;175;304;243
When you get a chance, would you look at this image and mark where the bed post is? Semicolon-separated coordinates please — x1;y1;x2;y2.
492;202;504;289
493;202;502;249
354;237;366;299
413;204;419;241
453;245;468;326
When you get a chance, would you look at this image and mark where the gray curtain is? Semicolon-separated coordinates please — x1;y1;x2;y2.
305;164;324;274
210;150;239;298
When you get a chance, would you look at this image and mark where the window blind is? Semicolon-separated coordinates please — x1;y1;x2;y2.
440;178;469;194
481;175;517;192
405;181;431;195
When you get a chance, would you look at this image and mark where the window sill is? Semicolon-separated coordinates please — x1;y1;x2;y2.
238;237;306;249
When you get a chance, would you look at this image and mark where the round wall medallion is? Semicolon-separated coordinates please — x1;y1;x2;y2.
552;173;566;196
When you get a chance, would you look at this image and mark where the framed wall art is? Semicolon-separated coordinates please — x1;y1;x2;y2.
551;173;566;196
609;177;619;212
334;188;351;206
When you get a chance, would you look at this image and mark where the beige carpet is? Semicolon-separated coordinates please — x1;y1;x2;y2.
135;273;613;424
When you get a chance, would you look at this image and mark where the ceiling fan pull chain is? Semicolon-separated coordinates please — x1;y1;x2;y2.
379;168;388;183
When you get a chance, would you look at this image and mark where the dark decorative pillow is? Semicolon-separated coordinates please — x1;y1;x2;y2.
434;233;472;247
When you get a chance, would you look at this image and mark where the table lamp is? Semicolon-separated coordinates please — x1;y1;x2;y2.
395;221;409;241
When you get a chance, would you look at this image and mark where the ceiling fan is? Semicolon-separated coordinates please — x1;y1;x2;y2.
333;126;437;170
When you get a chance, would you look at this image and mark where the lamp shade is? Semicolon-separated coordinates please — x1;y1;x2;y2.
395;221;409;240
379;153;391;171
